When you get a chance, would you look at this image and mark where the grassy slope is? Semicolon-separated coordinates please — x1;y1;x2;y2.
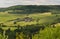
0;12;60;30
0;12;60;26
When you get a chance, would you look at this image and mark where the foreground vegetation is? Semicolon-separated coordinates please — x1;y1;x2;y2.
0;24;60;39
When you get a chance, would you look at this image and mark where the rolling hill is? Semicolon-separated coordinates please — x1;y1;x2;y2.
0;5;60;14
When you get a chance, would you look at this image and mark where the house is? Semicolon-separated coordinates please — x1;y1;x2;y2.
23;17;33;22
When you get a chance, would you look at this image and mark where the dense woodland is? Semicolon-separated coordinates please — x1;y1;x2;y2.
0;5;60;14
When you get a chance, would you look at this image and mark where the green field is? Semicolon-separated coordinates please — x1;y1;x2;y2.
0;12;60;26
0;12;60;39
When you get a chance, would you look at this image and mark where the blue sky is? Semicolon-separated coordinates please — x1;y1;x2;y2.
0;0;60;8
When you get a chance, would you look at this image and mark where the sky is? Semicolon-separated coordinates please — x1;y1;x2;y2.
0;0;60;8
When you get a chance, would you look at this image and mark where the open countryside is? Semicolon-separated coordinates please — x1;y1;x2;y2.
0;5;60;39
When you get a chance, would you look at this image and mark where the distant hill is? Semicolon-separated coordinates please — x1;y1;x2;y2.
0;5;60;14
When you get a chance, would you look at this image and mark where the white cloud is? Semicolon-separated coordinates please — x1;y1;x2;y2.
0;0;60;8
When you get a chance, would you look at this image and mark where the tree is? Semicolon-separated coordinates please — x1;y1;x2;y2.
14;25;22;39
5;28;16;39
22;25;45;39
0;28;4;39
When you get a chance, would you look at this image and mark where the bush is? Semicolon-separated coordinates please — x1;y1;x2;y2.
39;27;60;39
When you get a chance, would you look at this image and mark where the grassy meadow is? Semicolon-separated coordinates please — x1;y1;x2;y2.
0;12;60;26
